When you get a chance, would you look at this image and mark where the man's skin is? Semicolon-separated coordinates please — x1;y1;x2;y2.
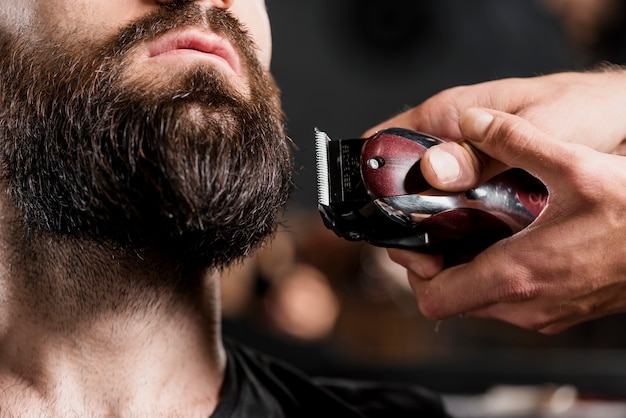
365;70;626;335
0;0;283;416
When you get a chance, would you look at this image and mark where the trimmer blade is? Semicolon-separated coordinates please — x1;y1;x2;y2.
314;128;330;207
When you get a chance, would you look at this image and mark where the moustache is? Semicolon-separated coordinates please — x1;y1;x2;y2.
109;3;253;67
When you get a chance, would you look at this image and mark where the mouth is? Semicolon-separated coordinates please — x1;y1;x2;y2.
146;28;241;75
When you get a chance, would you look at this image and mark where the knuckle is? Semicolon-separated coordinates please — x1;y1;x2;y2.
496;274;540;304
515;314;557;333
438;85;468;101
488;117;530;158
418;298;445;321
561;144;589;173
549;144;607;203
482;249;537;303
420;308;444;322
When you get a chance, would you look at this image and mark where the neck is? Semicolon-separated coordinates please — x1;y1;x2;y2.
0;217;227;417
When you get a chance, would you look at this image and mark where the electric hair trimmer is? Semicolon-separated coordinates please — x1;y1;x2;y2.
315;127;548;260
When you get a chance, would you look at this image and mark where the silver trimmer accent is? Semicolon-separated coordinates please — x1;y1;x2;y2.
314;128;330;207
312;127;548;258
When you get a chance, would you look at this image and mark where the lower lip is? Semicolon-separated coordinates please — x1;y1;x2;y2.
150;49;238;74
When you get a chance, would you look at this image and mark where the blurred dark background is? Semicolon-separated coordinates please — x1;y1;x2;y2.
271;0;574;208
222;1;626;416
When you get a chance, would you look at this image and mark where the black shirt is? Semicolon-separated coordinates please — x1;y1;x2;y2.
212;340;452;418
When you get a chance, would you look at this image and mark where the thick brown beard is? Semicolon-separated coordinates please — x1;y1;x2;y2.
0;5;293;269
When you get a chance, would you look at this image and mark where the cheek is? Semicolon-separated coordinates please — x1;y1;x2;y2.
0;0;36;32
230;2;272;68
30;2;152;41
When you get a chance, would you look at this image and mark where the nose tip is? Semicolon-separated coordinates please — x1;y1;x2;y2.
215;0;235;7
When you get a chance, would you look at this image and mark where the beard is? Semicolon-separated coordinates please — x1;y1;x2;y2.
0;5;293;269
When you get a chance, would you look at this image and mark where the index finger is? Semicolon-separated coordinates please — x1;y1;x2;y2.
363;94;463;140
363;80;531;140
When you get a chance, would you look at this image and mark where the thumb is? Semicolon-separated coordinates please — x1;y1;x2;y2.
421;141;507;191
459;107;574;179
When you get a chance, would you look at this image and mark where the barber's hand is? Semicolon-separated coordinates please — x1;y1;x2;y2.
389;107;626;334
365;70;626;190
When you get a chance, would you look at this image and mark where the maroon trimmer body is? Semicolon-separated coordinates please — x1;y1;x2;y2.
315;127;547;261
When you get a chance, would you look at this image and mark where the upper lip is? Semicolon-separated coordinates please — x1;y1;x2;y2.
146;28;241;74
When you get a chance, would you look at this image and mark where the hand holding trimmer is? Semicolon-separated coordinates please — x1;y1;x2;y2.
315;127;548;259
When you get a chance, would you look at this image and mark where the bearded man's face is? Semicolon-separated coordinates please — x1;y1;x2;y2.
0;2;292;268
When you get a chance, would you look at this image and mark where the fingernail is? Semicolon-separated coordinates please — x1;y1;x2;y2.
461;108;494;141
428;148;460;184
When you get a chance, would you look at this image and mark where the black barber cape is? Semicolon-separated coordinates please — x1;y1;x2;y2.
211;339;452;418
